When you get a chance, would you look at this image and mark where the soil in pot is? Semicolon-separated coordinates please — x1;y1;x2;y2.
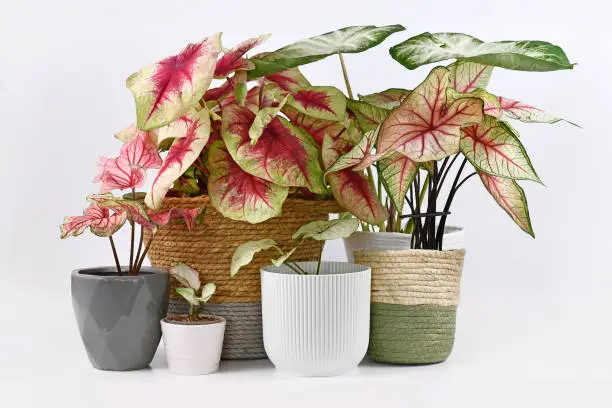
165;315;225;324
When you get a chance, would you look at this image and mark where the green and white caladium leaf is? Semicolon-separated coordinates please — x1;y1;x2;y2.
358;88;410;110
271;247;297;267
446;88;503;118
198;283;216;303
207;141;289;223
479;172;534;237
286;86;346;121
175;287;199;306
292;218;360;241
390;32;575;72
248;24;405;78
222;104;326;193
448;61;493;92
127;33;221;130
377;66;484;162
249;95;290;144
497;96;579;126
230;239;277;277
378;152;418;213
169;263;201;291
325;128;378;174
347;99;389;133
460;116;541;182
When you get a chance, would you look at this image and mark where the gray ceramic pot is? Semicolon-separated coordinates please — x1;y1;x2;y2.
71;267;168;371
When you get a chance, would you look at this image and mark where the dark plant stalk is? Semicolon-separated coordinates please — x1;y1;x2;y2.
108;236;121;275
134;235;155;275
436;158;469;249
286;262;305;275
128;188;136;275
338;53;354;99
134;225;144;270
436;153;461;199
315;244;324;275
258;79;265;108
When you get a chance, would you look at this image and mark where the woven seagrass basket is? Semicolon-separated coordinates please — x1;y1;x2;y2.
145;196;341;360
354;249;465;365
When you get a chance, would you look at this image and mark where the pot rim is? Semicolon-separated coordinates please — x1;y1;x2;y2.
71;266;167;280
346;226;463;238
161;315;226;326
261;261;370;277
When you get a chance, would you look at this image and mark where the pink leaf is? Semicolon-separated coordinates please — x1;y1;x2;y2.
327;170;387;225
148;207;202;231
265;68;311;92
60;204;127;238
203;77;236;102
127;33;221;130
283;105;345;147
448;61;493;93
119;129;162;169
287;86;346;121
325;128;378;173
497;96;577;125
214;34;271;78
94;156;146;193
207;141;289;223
377;152;417;213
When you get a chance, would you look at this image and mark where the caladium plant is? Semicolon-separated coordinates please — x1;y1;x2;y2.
169;263;216;320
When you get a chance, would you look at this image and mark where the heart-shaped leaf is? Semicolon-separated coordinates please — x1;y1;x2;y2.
207;141;289;223
358;88;410;110
446;88;503;118
347;99;389;133
390;32;575;72
448;61;493;92
94;156;146;193
460;116;541;182
87;193;150;222
145;109;211;209
249;95;290;144
479;172;534;237
248;24;405;78
175;287;199;306
325;128;378;173
147;206;203;231
214;34;270;78
118;129;163;169
60;204;127;239
222;104;326;193
283;105;345;147
230;239;277;277
377;66;484;162
127;33;221;130
292;218;360;241
203;77;236;102
497;96;578;126
286;86;346;121
378;152;418;213
169;263;201;290
265;68;311;92
198;283;216;303
327;169;387;225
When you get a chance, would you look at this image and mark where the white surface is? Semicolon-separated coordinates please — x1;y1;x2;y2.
161;317;226;375
261;263;370;376
1;0;611;406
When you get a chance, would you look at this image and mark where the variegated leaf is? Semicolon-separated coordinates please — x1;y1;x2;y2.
175;287;199;306
249;95;290;144
390;32;575;72
325;128;378;173
287;86;346;121
327;170;387;225
127;33;221;130
119;129;162;169
497;96;578;126
446;88;502;118
169;263;201;290
230;239;277;277
377;66;484;162
479;172;534;236
271;247;296;267
347;99;389;133
214;34;271;78
94;156;146;193
87;193;151;225
198;283;216;303
148;207;203;231
207;141;289;223
358;88;410;110
203;77;235;102
283;105;345;147
60;204;127;239
448;61;493;92
265;68;311;92
293;218;360;241
378;152;418;213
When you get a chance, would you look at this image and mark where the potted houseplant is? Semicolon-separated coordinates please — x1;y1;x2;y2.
61;136;203;370
231;219;370;376
161;263;225;375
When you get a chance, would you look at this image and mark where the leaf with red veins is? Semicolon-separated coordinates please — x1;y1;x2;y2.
378;152;417;213
446;88;502;118
325;128;378;173
222;104;326;194
377;66;484;162
327;170;387;225
287;86;346;121
60;204;127;239
448;61;493;92
497;96;578;126
220;83;283;113
283;105;345;147
145;109;211;209
119;129;162;169
347;99;389;133
147;207;203;231
87;193;151;224
265;67;311;92
94;156;146;193
127;33;221;131
358;88;410;110
207;141;288;223
479;172;534;237
203;77;236;102
460;116;541;182
214;34;271;78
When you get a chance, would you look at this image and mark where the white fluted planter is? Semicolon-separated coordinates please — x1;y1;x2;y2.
343;227;465;262
261;262;371;377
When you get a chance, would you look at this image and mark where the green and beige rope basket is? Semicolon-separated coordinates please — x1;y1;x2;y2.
354;249;465;364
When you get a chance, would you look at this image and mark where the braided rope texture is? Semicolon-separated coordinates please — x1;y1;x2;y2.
354;249;465;364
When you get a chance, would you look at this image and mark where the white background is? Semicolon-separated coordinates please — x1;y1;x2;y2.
1;0;611;406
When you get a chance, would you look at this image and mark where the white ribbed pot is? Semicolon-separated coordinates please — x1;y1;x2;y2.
161;316;226;375
343;227;465;262
261;262;371;377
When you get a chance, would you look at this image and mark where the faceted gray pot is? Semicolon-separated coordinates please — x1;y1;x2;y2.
71;267;169;371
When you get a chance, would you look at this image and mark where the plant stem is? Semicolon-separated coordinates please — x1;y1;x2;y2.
134;225;144;270
338;53;354;99
258;78;265;108
128;188;136;275
134;235;155;275
315;243;324;275
190;304;195;319
286;262;305;275
108;236;121;275
436;158;469;249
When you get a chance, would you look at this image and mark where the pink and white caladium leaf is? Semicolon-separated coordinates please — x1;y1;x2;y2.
460;115;541;182
60;204;127;239
265;67;311;92
446;88;503;118
214;34;271;78
145;109;211;209
222;104;326;194
126;33;221;131
283;105;345;147
377;152;418;213
497;96;579;126
94;156;146;193
448;61;493;92
358;88;410;110
377;66;484;162
203;77;236;102
249;95;290;144
169;263;201;290
207;141;289;223
118;128;162;169
286;86;346;121
87;193;151;224
479;172;534;237
346;99;389;133
325;127;378;173
148;206;203;231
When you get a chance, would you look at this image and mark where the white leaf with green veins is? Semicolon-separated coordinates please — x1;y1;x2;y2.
198;283;216;303
230;239;277;277
175;287;199;306
292;219;360;241
271;247;297;267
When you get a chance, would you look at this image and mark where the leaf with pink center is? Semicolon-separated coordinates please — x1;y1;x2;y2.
460;116;541;182
325;127;378;173
446;88;502;118
119;129;162;169
358;88;410;110
214;34;271;78
207;141;289;223
286;86;346;121
283;105;345;147
377;66;484;162
448;61;493;92
347;99;389;133
265;68;311;92
249;95;290;144
127;33;221;131
203;77;236;102
148;207;203;231
60;204;127;239
94;156;146;193
145;109;211;209
479;172;534;237
497;96;578;126
378;152;418;213
87;193;151;224
327;170;387;225
222;104;326;194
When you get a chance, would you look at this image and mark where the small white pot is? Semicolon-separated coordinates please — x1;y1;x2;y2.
161;316;226;375
343;227;465;262
261;262;371;377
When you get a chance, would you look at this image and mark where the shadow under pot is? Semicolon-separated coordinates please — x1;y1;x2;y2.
161;315;226;375
71;267;169;371
261;262;371;377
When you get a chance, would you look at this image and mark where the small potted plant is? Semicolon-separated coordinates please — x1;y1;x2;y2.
161;263;225;375
61;134;203;371
231;218;370;376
